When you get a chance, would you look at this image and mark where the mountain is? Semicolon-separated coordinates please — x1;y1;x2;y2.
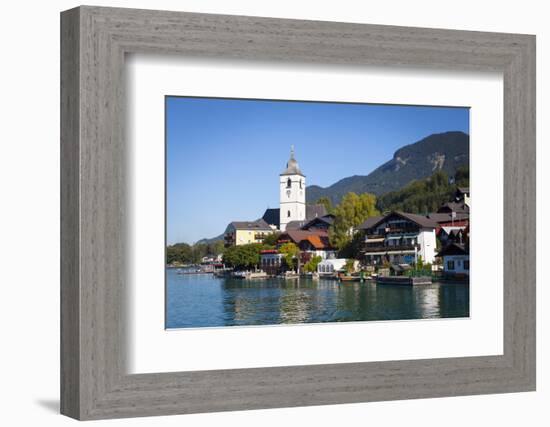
195;233;224;245
306;131;469;205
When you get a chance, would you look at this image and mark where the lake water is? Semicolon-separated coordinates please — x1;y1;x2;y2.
166;269;470;329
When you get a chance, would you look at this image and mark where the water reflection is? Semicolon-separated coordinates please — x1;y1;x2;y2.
166;270;469;329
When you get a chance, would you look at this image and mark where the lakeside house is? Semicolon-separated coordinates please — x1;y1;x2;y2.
317;258;347;276
359;211;438;266
436;242;470;277
277;230;335;259
437;225;468;247
286;213;335;232
223;219;273;247
427;212;470;229
260;249;285;276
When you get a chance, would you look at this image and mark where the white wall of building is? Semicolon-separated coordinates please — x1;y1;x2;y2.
318;258;347;274
443;255;470;275
417;229;437;264
279;174;306;231
306;250;337;260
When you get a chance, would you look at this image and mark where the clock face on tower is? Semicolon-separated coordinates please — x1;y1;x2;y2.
286;189;291;197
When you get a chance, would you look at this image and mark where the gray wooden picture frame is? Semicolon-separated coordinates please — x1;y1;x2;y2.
60;5;536;420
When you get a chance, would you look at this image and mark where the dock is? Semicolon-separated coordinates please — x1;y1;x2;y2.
376;276;432;285
232;271;268;279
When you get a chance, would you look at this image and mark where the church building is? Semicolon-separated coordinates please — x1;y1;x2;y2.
279;146;306;231
261;147;329;232
225;146;330;246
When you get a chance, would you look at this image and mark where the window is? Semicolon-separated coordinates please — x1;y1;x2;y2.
464;260;470;270
287;178;291;188
447;260;455;270
299;180;303;189
287;210;291;217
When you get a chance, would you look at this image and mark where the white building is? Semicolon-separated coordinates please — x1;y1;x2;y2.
279;146;306;232
436;243;470;277
317;258;347;275
359;211;438;265
228;147;328;241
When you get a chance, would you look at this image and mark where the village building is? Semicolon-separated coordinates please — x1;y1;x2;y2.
223;219;273;247
201;254;223;263
278;145;307;231
317;258;347;276
436;242;470;277
224;148;331;247
436;187;470;215
259;249;285;276
260;148;329;231
427;212;469;228
437;226;468;247
285;213;335;232
437;200;469;215
359;211;437;266
224;147;330;247
455;186;470;207
277;230;336;261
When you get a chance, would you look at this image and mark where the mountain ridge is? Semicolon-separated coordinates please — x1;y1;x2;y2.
306;131;469;205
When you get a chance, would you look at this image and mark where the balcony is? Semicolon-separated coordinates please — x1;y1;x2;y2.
362;244;417;253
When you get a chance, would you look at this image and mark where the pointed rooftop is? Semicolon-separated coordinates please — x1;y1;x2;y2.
280;145;305;176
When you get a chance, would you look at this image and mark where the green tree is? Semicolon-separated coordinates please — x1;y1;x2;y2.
262;232;281;247
416;255;424;270
376;169;469;214
454;165;470;187
304;255;322;273
191;243;209;263
345;259;356;274
166;243;193;265
338;230;366;259
316;197;333;214
279;242;300;271
329;192;379;250
222;243;266;270
208;240;225;257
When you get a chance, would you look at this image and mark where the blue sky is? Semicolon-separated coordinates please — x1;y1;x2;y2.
166;97;469;244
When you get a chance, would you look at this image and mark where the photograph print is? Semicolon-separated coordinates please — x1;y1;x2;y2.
166;97;470;329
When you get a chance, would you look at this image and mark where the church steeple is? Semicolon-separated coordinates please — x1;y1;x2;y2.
279;146;306;231
280;145;304;177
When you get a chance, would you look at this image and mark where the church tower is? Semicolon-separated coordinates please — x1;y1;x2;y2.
279;146;306;231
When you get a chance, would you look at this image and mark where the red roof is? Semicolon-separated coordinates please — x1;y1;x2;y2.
305;235;326;249
278;230;331;250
